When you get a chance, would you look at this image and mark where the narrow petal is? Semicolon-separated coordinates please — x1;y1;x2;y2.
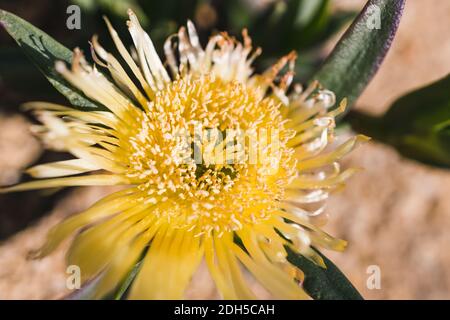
231;241;309;299
214;234;256;299
91;35;150;110
67;202;152;281
31;188;140;258
103;16;155;99
129;223;204;299
204;236;237;299
127;10;170;90
0;174;130;193
287;168;360;190
297;135;370;171
26;159;101;178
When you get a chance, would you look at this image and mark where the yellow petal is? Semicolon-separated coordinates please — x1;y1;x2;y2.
30;188;139;258
129;223;204;299
103;16;155;99
233;229;309;299
0;174;130;193
67;203;150;281
26;159;101;178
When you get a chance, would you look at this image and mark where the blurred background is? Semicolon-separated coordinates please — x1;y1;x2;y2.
0;0;449;299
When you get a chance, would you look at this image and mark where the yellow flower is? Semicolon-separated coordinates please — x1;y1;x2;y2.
1;10;368;299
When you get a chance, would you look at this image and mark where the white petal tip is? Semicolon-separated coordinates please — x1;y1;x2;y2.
55;61;66;73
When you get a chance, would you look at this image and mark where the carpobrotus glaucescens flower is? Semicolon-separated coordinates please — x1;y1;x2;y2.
0;10;368;299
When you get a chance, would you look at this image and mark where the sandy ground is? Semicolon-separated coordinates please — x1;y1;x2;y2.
0;0;449;299
324;0;450;299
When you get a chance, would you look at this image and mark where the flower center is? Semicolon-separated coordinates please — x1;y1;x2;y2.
124;75;297;235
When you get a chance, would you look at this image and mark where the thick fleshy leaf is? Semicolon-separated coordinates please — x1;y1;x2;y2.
113;261;142;300
0;9;100;110
311;0;405;114
348;74;450;169
286;247;363;300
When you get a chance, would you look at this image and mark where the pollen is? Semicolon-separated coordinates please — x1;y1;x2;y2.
123;74;296;234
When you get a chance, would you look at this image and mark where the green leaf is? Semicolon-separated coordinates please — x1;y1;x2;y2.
286;247;363;300
0;9;100;110
348;74;450;169
311;0;405;114
113;261;142;300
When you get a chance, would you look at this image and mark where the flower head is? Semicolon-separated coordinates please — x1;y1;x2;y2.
1;10;368;299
